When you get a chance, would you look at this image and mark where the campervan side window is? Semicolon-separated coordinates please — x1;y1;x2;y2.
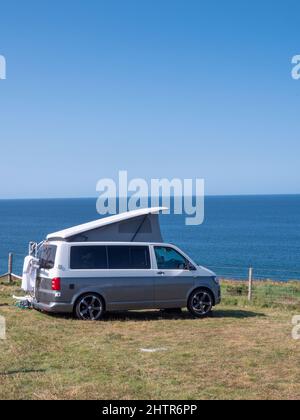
38;245;57;269
70;245;151;270
70;246;108;269
107;246;150;269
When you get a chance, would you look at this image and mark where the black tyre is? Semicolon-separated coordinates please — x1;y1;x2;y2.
75;293;105;320
187;288;213;318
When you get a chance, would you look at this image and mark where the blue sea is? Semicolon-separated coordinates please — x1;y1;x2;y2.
0;195;299;281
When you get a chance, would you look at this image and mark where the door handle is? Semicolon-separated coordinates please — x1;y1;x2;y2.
157;271;165;275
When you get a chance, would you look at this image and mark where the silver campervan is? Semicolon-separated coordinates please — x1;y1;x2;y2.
29;207;220;320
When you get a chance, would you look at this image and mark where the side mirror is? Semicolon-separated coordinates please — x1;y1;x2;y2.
183;262;196;271
188;262;196;271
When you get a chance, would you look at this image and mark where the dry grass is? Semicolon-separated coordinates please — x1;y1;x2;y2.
0;281;300;400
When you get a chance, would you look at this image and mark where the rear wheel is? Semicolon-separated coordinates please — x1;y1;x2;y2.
75;294;104;321
187;288;213;318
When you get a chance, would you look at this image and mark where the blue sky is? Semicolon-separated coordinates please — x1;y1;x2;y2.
0;0;299;198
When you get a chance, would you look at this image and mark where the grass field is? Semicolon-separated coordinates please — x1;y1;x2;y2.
0;279;300;400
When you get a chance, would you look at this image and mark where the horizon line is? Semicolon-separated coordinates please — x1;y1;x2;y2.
0;193;300;200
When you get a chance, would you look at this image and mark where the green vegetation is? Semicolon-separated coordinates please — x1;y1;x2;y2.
221;279;300;310
0;279;300;400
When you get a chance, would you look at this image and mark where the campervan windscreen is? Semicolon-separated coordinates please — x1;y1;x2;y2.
37;245;57;269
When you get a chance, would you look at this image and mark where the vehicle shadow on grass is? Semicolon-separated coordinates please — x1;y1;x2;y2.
43;308;265;322
210;308;265;319
105;308;265;321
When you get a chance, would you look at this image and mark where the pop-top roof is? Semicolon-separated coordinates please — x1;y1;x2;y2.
46;207;167;242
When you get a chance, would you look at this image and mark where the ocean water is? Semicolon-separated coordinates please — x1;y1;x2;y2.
0;195;299;281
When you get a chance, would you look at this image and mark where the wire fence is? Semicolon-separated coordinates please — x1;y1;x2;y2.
1;253;300;309
220;279;300;309
210;265;300;309
208;264;300;281
213;270;300;309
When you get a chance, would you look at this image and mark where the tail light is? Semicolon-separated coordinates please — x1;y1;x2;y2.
51;277;61;291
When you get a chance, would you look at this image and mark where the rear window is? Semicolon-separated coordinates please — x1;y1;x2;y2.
107;246;150;269
70;246;108;269
38;245;57;269
70;245;150;270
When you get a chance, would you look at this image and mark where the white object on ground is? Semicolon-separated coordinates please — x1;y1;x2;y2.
140;348;168;353
12;295;33;302
21;256;38;292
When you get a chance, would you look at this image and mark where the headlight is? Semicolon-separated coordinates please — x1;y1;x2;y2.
212;276;219;285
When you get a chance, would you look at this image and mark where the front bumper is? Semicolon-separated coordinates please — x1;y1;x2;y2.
215;285;221;304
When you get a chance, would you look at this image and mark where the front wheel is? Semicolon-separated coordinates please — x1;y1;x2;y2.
75;294;105;320
187;289;213;318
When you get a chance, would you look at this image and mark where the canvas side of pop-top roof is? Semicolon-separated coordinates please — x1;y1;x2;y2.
46;207;167;243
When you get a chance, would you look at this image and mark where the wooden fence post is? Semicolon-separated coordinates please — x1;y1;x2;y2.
248;267;253;301
8;253;13;283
